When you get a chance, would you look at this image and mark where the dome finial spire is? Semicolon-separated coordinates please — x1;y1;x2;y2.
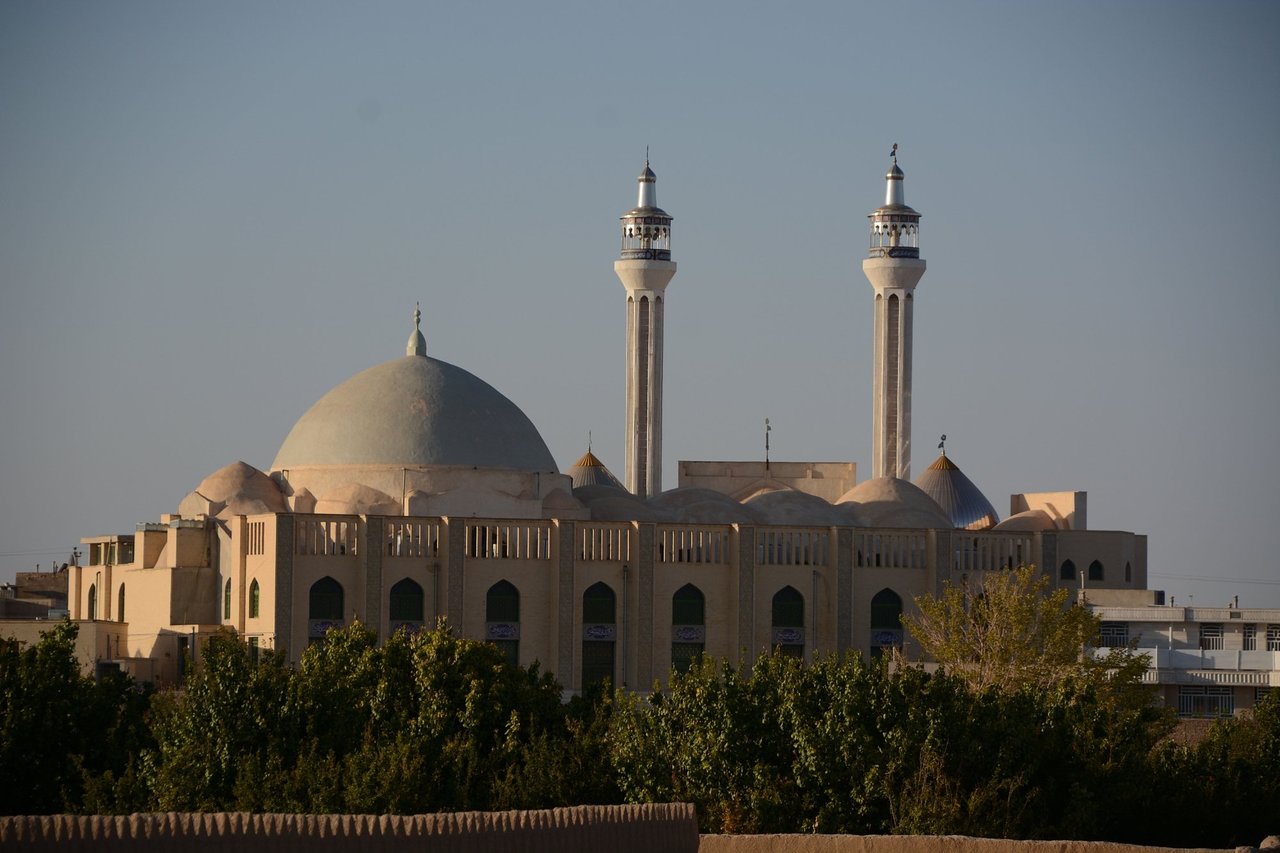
406;301;427;357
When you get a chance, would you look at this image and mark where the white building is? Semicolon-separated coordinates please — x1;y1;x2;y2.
1087;590;1280;717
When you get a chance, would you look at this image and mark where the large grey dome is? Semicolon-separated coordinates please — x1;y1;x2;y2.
272;355;557;472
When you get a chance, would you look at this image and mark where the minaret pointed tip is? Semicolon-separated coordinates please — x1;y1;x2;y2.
406;302;427;357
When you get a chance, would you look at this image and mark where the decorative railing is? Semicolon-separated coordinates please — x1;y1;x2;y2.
386;519;442;558
855;531;929;569
657;525;731;565
580;523;633;562
296;517;358;557
247;521;266;556
756;529;830;566
952;533;1032;573
465;521;553;560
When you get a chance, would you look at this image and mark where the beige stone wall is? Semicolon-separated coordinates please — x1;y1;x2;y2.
0;812;1249;853
76;510;1152;691
0;619;127;676
699;836;1235;853
1011;491;1086;530
0;805;699;852
678;460;858;504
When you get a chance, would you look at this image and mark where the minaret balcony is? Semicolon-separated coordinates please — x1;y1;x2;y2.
620;219;672;260
868;245;920;260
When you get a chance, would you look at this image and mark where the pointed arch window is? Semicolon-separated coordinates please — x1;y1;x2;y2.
485;580;520;667
582;582;617;688
389;578;425;635
771;586;805;660
223;579;233;620
1060;559;1076;582
87;584;97;621
1124;562;1132;583
870;588;904;659
671;584;705;674
248;579;260;619
117;584;126;623
1088;560;1104;582
308;576;344;644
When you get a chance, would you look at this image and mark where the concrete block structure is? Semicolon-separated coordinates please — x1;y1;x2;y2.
1086;590;1280;717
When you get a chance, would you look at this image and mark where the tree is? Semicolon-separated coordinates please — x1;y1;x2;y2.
902;564;1117;694
0;622;152;815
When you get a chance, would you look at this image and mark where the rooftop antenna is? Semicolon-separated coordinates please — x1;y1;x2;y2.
765;418;772;470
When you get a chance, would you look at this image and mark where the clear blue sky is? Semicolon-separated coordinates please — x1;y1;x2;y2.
2;1;1278;607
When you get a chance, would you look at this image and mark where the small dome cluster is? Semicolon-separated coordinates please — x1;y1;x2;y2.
569;466;957;528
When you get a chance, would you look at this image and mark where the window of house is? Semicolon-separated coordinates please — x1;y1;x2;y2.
671;584;706;675
1100;622;1129;648
1268;625;1280;652
1244;624;1257;652
582;582;617;689
1178;686;1233;718
771;586;805;660
1199;624;1223;651
485;580;520;667
249;580;260;619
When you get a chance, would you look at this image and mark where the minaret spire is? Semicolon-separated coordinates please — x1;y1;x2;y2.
406;301;426;357
863;148;926;479
615;157;676;498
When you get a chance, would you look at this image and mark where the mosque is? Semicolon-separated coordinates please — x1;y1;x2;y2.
65;156;1151;692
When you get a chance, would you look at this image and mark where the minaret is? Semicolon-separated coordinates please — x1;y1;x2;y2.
863;147;926;480
614;157;676;498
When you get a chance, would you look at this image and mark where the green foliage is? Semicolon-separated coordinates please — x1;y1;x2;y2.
902;565;1109;694
607;645;1191;840
6;615;1279;850
0;622;153;815
146;621;585;814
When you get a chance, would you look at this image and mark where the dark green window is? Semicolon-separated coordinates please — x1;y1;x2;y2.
486;580;520;667
771;586;804;659
389;578;424;622
309;577;344;644
869;588;904;659
671;584;705;674
582;582;616;688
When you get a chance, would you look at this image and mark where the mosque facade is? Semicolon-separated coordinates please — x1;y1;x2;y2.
67;156;1160;695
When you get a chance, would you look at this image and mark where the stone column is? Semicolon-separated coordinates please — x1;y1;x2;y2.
274;515;295;660
362;516;384;638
